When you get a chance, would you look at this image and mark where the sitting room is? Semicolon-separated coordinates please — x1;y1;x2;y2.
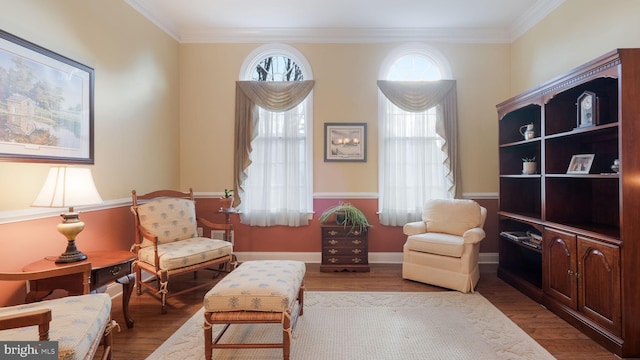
1;1;639;359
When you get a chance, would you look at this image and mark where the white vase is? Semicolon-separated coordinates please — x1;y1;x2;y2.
522;162;537;174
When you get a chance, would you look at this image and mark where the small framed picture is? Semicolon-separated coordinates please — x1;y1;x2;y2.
324;123;367;162
567;154;595;174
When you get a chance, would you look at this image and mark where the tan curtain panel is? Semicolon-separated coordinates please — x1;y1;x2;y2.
234;80;315;204
377;80;460;197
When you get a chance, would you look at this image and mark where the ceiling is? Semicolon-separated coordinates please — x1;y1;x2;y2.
125;0;564;43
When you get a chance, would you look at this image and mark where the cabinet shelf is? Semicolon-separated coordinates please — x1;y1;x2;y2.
499;137;541;148
543;122;618;140
497;49;640;356
545;173;619;178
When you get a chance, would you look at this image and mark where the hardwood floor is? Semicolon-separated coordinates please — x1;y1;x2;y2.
102;263;629;360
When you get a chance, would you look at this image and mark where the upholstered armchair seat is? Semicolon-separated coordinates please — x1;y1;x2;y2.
402;199;487;293
0;263;114;360
0;294;112;360
137;237;233;271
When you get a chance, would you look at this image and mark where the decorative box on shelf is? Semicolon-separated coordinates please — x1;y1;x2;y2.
320;224;369;272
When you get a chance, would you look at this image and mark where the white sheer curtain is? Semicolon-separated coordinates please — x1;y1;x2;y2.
235;81;314;227
377;80;459;226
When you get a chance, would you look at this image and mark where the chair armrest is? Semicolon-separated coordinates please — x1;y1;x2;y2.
198;217;232;232
137;226;158;244
463;227;486;244
0;309;52;341
403;221;427;236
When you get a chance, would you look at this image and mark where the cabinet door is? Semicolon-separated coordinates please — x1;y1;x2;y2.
543;227;577;309
577;236;621;337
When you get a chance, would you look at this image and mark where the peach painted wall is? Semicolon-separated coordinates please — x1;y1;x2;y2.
0;207;134;306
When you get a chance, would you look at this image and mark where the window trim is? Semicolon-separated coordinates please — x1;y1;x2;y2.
240;43;314;81
379;42;452;80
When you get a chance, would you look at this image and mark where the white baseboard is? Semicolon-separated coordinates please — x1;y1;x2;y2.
235;252;499;265
103;252;499;297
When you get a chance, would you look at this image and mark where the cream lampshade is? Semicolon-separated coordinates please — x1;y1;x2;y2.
32;166;103;263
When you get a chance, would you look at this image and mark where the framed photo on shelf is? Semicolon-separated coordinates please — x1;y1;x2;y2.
0;30;94;164
324;122;367;162
567;154;595;174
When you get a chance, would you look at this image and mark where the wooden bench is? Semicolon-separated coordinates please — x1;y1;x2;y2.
203;260;306;360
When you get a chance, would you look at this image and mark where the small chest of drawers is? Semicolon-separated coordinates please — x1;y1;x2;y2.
320;224;369;272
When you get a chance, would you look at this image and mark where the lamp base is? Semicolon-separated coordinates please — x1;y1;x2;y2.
55;212;88;264
55;239;88;263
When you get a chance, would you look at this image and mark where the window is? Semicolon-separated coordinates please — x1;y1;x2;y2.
237;44;313;227
378;44;456;226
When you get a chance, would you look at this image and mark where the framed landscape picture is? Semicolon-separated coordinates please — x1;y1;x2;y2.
0;30;94;163
324;123;367;162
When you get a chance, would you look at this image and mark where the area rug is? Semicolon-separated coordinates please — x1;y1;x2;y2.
146;291;555;360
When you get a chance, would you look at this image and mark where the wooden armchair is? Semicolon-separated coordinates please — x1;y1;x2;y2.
0;262;114;360
131;188;235;314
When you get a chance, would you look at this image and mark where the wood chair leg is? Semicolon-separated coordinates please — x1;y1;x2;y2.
204;320;212;360
135;267;142;296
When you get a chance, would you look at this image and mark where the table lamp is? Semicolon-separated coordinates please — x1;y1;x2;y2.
32;166;103;263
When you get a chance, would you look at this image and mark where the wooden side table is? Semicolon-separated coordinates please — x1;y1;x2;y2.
23;250;136;328
218;208;237;244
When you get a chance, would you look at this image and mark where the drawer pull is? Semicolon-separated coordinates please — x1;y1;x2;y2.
352;249;361;254
352;239;362;245
351;258;362;263
328;230;338;236
328;239;338;245
328;249;339;254
328;257;338;263
110;266;122;276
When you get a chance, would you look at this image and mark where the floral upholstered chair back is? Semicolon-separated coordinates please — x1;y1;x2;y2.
135;197;198;248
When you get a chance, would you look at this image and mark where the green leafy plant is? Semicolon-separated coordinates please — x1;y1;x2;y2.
522;156;536;162
223;189;234;198
319;202;372;234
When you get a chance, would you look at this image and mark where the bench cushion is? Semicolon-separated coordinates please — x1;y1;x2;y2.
0;293;111;360
138;237;232;270
204;260;305;313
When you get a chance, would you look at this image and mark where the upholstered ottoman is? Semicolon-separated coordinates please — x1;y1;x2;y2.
203;260;305;360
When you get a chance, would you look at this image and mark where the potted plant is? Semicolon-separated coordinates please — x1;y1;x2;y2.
319;202;372;234
522;156;536;174
220;189;234;209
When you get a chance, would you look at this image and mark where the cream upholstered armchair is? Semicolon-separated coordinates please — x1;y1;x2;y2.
402;199;487;293
131;189;235;314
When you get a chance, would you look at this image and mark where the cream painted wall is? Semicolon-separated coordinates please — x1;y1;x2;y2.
0;0;180;211
179;42;509;195
510;0;640;95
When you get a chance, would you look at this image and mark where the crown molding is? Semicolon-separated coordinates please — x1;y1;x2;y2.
509;0;565;41
126;0;565;44
124;0;181;42
180;27;511;44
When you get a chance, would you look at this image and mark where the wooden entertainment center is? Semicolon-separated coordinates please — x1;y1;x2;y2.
496;49;640;357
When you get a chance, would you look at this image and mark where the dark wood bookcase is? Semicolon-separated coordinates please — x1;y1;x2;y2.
496;49;640;357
